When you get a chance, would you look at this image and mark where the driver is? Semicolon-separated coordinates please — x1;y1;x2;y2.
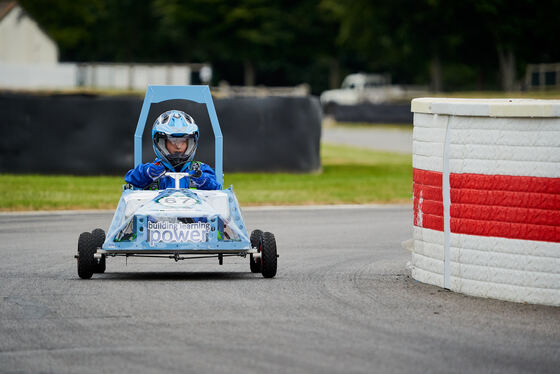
125;110;221;190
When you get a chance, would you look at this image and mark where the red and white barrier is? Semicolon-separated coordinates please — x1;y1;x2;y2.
411;98;560;306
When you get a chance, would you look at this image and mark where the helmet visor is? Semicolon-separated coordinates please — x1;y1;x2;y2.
154;133;198;166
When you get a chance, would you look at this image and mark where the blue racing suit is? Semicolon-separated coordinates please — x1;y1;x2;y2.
125;160;221;190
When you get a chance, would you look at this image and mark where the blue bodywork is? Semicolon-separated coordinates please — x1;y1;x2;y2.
102;86;250;253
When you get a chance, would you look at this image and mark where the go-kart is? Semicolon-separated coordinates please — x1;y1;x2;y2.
75;85;278;279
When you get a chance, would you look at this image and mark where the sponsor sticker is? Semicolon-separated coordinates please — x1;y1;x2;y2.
148;221;211;245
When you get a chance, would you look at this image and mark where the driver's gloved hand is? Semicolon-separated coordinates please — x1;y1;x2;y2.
147;162;165;180
190;174;207;188
189;162;204;186
190;167;202;178
191;168;208;188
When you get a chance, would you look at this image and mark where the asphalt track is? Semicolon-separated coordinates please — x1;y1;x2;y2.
1;206;559;374
322;126;413;153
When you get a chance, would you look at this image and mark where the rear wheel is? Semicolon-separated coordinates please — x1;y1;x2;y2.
91;228;106;273
261;232;277;278
77;232;96;279
249;229;263;273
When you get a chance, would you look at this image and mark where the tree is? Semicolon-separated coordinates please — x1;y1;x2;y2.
20;0;170;62
155;0;294;85
18;0;560;92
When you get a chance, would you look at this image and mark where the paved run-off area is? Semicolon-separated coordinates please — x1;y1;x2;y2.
0;206;558;374
322;125;413;154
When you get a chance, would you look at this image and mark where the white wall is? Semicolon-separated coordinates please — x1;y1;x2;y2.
0;63;200;90
0;62;76;89
78;64;192;90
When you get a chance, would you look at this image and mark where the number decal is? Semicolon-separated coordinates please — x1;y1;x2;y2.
158;195;197;208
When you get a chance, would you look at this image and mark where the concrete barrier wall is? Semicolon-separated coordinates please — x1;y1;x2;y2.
0;63;210;90
0;93;321;174
411;98;560;306
76;64;197;90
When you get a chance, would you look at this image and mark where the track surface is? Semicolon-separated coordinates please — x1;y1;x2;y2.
322;126;413;153
1;206;558;373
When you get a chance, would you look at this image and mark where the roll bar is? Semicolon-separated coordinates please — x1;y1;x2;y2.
133;85;223;186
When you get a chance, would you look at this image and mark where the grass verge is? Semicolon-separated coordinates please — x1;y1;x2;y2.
429;90;560;99
0;144;412;211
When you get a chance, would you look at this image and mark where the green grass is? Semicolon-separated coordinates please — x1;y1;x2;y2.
429;90;560;99
0;175;123;211
0;144;412;211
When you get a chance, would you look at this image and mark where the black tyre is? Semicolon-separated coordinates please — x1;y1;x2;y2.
250;229;263;248
249;229;263;273
261;232;277;278
91;228;106;273
77;232;96;279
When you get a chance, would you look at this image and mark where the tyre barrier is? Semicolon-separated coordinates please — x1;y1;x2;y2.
0;93;321;174
411;98;560;306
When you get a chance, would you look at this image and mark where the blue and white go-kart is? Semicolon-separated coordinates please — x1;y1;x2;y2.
75;85;278;279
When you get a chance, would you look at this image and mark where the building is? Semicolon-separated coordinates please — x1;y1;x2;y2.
0;1;74;89
0;1;58;64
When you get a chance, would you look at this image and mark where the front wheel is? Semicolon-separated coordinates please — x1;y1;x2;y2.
77;232;96;279
261;232;277;278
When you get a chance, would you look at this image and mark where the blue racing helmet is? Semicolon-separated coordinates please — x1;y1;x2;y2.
151;110;199;171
